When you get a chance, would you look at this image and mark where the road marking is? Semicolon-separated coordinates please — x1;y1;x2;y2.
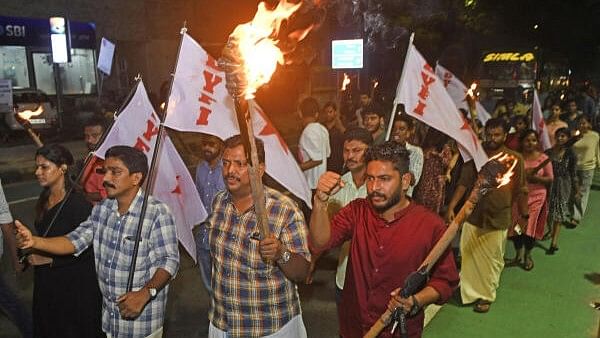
8;196;38;205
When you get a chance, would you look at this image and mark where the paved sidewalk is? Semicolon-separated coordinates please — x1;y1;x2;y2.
0;141;88;184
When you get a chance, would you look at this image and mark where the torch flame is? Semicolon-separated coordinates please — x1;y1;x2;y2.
373;80;379;89
341;73;351;91
17;105;44;121
229;0;304;99
489;152;518;188
466;82;478;99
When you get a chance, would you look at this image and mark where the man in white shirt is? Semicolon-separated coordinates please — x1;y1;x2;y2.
306;128;372;300
392;114;423;197
298;97;330;191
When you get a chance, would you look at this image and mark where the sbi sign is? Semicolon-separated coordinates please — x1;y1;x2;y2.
0;24;27;37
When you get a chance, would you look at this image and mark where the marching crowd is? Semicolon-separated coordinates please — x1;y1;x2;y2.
0;83;599;338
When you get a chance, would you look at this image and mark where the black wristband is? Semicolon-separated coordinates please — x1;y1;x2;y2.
521;214;530;219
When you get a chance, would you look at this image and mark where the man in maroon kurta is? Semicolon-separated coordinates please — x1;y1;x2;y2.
310;141;459;338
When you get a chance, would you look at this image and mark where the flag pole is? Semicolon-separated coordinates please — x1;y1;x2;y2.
125;23;187;292
18;77;143;270
385;32;415;141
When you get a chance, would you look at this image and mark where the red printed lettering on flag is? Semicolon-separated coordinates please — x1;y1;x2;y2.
413;63;436;116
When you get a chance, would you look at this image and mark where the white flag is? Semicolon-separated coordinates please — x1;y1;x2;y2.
164;33;312;207
532;89;552;150
96;81;206;261
435;63;491;124
395;43;488;170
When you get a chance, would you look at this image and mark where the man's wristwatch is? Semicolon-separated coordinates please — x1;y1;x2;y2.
147;287;157;300
278;249;292;265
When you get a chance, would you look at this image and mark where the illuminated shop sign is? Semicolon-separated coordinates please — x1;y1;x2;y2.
483;52;535;63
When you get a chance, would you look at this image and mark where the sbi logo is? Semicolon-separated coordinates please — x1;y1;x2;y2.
0;25;27;37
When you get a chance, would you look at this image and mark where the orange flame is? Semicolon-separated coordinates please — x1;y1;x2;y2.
341;73;351;91
17;105;44;121
229;0;304;99
489;152;518;188
466;82;478;99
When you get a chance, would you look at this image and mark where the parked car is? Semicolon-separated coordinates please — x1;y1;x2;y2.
2;88;59;131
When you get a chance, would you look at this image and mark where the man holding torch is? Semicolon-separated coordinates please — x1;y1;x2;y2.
446;117;529;313
206;135;310;337
310;141;459;338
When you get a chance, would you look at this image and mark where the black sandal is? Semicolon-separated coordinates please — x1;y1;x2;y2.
523;257;534;271
546;246;559;255
474;300;492;313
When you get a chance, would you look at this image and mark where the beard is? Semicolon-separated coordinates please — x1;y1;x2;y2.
483;140;501;152
368;186;403;213
203;150;219;162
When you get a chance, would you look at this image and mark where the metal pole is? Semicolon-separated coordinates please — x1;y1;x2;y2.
52;63;64;130
385;32;415;141
125;24;187;292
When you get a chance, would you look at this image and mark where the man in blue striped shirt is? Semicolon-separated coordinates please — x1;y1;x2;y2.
15;146;179;338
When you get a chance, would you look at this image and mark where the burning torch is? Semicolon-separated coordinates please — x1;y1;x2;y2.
364;152;518;338
218;1;314;240
465;82;481;136
13;104;44;148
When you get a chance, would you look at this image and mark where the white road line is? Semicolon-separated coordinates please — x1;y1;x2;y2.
8;196;38;205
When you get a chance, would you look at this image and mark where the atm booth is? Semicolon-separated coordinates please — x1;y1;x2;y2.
0;15;97;95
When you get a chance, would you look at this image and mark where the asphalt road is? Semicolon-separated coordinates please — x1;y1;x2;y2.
0;180;341;338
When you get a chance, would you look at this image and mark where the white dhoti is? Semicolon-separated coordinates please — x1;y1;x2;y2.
460;221;508;304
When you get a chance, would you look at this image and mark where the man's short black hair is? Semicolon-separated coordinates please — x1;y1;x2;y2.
105;146;149;185
299;97;320;118
223;134;265;164
485;117;509;133
323;101;337;111
84;115;107;131
365;141;410;175
343;127;373;146
361;104;384;119
394;114;414;129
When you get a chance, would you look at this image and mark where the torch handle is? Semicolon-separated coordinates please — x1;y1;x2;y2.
26;128;44;148
466;97;481;137
419;179;482;274
364;176;485;338
234;98;270;240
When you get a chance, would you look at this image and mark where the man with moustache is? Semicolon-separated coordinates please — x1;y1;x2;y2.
194;134;226;293
305;128;372;292
310;141;459;338
446;118;528;313
207;135;310;338
77;116;109;204
15;146;180;338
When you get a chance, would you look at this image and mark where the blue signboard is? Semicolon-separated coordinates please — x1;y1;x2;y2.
0;16;96;49
332;39;363;69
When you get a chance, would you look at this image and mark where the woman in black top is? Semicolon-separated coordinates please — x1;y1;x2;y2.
30;144;103;337
545;128;580;254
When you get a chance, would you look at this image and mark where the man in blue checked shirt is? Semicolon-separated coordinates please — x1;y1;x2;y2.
15;146;179;338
